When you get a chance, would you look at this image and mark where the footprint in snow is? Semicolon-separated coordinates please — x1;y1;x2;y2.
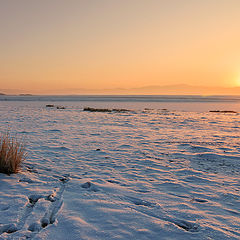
126;196;156;207
0;175;70;237
173;219;199;232
81;181;99;192
0;205;10;211
107;179;127;186
19;177;35;184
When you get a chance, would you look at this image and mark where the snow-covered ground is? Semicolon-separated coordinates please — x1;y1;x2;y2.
0;99;239;240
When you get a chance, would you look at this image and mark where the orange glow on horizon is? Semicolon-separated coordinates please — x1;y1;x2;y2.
0;1;240;95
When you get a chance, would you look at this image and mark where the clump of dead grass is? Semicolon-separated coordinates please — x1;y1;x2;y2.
0;132;26;174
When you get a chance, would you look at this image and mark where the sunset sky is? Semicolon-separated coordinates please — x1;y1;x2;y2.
1;0;240;94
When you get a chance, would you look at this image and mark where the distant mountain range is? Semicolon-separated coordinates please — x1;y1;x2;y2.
127;84;240;95
1;84;240;95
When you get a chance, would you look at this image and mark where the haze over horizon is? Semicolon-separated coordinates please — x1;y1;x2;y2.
1;0;240;94
1;83;240;96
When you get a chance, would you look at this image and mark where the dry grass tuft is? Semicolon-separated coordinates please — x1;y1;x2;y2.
0;133;26;174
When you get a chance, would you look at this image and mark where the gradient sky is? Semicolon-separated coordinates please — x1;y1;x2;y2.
1;0;240;94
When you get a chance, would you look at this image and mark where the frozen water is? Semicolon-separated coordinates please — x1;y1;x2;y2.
0;97;239;239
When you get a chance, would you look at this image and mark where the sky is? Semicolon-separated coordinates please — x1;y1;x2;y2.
1;0;240;94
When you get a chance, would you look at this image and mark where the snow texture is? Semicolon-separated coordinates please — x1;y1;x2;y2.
0;98;239;239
